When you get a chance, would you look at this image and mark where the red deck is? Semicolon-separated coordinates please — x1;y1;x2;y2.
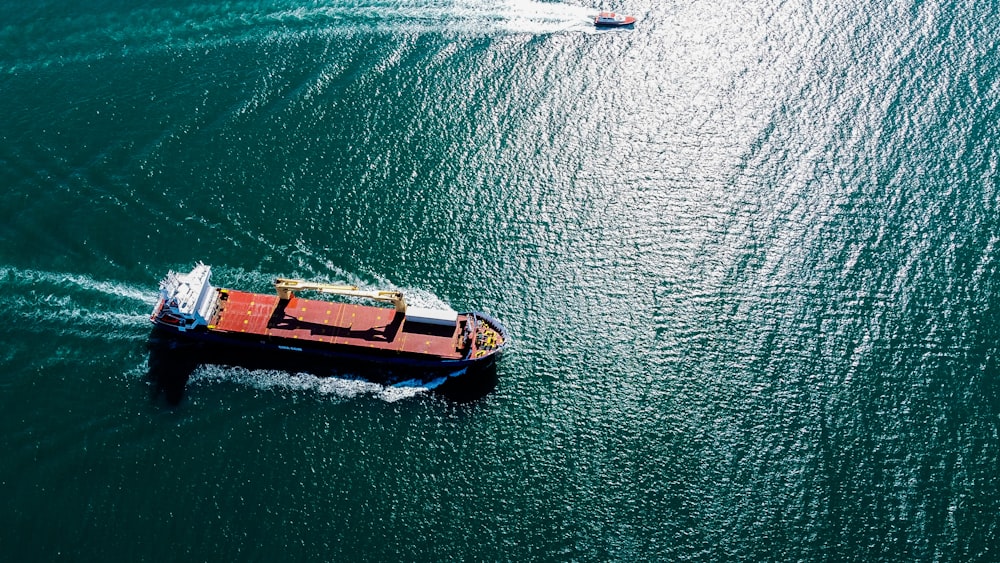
208;290;465;360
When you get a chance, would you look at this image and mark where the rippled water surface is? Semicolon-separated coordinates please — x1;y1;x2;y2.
2;0;998;560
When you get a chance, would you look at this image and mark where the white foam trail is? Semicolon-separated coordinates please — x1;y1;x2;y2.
62;273;158;305
1;0;594;72
0;265;157;303
57;308;151;329
398;287;456;311
262;0;593;34
498;0;594;33
378;385;431;402
187;364;431;402
0;265;155;339
0;299;151;340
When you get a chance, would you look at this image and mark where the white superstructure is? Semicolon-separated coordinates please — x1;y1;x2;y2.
152;262;218;330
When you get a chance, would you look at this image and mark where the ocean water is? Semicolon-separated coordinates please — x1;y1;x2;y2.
2;0;998;560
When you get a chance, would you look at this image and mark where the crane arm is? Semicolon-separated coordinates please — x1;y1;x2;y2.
274;278;407;313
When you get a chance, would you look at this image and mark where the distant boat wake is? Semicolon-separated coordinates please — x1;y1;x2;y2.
1;0;594;72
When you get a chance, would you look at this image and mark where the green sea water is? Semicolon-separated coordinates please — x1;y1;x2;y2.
2;0;999;560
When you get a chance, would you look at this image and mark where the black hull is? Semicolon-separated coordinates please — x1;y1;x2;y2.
146;327;499;404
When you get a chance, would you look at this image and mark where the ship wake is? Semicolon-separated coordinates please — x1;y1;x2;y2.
0;265;156;341
188;364;438;403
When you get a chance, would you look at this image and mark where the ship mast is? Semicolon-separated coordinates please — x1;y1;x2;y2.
273;278;407;313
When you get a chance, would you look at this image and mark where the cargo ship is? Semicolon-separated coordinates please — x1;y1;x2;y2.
150;264;507;375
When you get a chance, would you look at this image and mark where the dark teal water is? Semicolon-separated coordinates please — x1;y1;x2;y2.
2;0;999;560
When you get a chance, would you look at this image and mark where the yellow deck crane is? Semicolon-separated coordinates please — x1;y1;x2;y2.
273;278;408;313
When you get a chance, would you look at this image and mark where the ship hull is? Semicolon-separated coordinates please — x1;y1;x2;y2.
151;322;502;374
147;328;500;404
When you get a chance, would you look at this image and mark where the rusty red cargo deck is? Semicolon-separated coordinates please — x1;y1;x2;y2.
209;289;465;360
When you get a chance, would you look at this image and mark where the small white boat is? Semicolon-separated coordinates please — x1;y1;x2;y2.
594;11;636;27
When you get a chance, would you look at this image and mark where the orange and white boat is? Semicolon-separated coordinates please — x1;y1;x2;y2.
594;11;636;27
